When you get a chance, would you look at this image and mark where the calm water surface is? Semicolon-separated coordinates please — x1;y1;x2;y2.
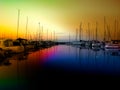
0;45;120;89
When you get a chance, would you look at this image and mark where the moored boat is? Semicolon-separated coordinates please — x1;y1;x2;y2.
0;39;24;54
105;40;120;49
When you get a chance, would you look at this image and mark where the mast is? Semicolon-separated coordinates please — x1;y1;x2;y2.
88;22;90;41
116;20;118;40
54;30;55;42
96;22;98;41
41;26;43;41
93;28;94;41
79;22;82;41
107;24;111;41
25;16;28;39
76;28;78;41
38;22;40;41
47;29;48;41
51;32;52;41
17;9;20;38
104;16;106;42
69;32;70;44
114;19;116;40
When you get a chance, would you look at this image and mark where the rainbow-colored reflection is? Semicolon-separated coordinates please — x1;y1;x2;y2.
0;45;120;89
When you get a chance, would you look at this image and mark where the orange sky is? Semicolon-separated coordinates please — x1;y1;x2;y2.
0;0;120;41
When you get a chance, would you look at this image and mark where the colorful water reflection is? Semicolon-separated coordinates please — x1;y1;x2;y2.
39;45;120;75
0;45;120;89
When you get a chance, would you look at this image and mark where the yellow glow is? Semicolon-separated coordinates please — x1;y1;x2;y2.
0;0;120;41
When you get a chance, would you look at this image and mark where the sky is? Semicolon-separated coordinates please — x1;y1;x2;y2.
0;0;120;41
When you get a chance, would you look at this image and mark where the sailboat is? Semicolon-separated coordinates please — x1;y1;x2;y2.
100;16;106;49
92;22;101;48
105;19;120;50
71;28;81;46
105;40;120;49
71;25;85;47
85;23;92;48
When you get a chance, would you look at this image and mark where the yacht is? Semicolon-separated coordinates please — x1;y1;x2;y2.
0;39;24;54
105;40;120;49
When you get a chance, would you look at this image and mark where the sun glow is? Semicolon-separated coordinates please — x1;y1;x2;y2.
0;0;120;41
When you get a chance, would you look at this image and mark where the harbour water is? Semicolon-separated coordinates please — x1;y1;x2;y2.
0;45;120;89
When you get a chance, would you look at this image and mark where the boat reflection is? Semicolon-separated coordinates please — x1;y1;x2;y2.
7;53;28;61
0;45;120;89
92;47;101;51
106;49;120;56
3;59;11;66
